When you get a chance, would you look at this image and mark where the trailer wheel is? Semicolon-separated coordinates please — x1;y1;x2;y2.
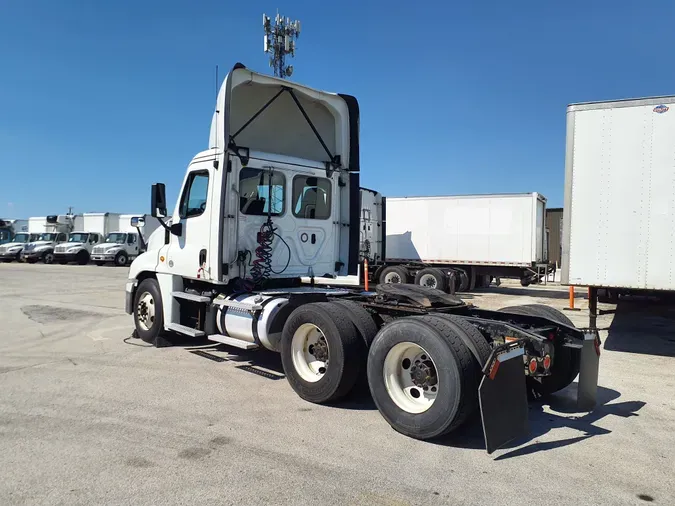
281;303;364;404
134;278;164;344
76;250;89;265
498;304;580;396
379;265;409;285
454;268;470;292
414;268;447;292
367;315;480;440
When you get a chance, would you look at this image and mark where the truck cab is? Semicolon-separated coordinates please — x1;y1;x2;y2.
54;231;105;265
21;215;74;264
92;231;140;266
0;232;40;262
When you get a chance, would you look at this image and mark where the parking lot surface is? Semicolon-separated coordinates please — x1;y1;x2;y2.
1;263;674;505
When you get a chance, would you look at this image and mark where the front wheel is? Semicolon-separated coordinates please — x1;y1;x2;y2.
76;250;89;265
115;251;129;267
133;278;164;344
281;302;364;404
42;251;55;264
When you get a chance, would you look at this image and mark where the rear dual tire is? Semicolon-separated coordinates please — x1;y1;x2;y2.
281;303;365;404
367;315;487;440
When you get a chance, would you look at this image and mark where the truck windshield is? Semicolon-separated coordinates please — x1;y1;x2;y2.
0;229;11;242
68;233;89;243
37;233;57;241
105;233;127;244
13;233;30;243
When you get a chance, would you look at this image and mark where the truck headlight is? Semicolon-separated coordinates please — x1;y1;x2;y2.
67;247;80;253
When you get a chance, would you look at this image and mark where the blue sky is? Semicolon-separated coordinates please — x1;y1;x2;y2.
1;0;674;218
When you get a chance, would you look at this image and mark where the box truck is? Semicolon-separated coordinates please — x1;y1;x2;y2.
562;96;675;313
21;214;80;264
53;212;117;265
121;64;599;453
0;219;28;244
363;192;551;292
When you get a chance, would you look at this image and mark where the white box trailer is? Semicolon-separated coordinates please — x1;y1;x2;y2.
371;192;550;291
562;96;675;296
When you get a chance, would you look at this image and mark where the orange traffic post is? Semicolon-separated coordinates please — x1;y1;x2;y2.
564;285;581;311
363;259;369;291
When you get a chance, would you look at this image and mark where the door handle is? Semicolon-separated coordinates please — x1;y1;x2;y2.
311;234;316;244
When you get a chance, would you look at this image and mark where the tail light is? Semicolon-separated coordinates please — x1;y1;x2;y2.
543;354;551;370
528;358;538;374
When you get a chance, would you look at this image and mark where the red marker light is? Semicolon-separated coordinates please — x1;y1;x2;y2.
543;354;551;370
528;358;538;374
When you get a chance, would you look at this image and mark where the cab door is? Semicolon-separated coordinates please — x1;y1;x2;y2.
288;172;337;277
164;164;212;280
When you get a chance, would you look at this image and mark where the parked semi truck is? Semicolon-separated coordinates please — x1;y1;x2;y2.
359;191;551;291
562;96;675;312
54;212;115;265
124;64;599;453
21;214;78;264
92;215;159;266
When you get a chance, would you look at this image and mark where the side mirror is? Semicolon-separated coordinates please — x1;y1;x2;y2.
170;223;182;236
151;183;167;218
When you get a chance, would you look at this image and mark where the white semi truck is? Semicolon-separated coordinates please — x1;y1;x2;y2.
54;212;116;265
562;96;675;320
360;192;551;292
92;215;159;266
21;214;78;264
123;64;600;453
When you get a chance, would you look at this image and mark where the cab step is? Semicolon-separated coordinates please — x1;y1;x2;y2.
207;334;259;350
166;322;206;337
172;291;211;303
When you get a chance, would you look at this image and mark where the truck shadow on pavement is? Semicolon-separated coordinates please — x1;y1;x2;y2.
604;299;675;357
432;384;645;459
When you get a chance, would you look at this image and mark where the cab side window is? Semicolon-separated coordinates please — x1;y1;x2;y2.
89;234;98;244
292;176;332;219
179;171;210;219
57;233;67;242
127;235;137;245
239;168;285;216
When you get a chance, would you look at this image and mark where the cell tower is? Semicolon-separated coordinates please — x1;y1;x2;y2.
263;12;301;79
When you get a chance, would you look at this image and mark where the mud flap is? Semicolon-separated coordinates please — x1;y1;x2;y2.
577;331;600;411
479;344;528;454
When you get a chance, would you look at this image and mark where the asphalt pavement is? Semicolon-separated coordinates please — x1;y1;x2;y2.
1;263;673;505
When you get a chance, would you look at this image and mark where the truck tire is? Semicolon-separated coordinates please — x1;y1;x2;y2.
331;300;379;348
133;278;164;344
367;315;480;440
520;278;531;287
429;314;492;365
378;265;409;285
76;250;89;265
414;268;447;292
454;268;469;292
42;251;54;264
115;251;129;267
498;304;580;396
281;302;364;404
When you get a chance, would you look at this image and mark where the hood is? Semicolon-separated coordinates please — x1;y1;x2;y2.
93;243;124;252
55;242;85;252
24;241;54;251
1;242;27;249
